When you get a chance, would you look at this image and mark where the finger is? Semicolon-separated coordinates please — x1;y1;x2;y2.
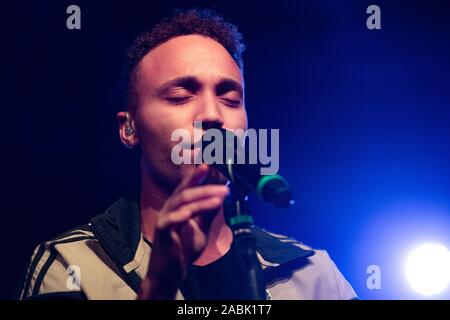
158;196;225;230
156;209;192;231
180;195;225;217
174;164;211;193
169;185;229;209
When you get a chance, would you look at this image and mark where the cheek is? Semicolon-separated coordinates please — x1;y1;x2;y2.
135;107;195;149
225;108;248;130
241;110;248;128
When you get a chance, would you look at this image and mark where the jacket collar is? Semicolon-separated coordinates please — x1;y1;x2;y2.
89;191;142;293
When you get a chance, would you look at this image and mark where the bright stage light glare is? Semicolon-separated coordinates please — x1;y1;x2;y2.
405;243;450;296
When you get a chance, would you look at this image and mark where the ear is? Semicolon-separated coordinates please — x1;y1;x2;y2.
117;111;139;148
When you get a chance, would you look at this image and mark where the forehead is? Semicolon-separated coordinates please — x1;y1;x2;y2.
136;34;244;88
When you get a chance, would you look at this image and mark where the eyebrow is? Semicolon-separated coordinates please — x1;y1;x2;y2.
216;78;244;97
156;76;244;97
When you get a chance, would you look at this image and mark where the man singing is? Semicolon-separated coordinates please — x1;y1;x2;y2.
15;9;357;300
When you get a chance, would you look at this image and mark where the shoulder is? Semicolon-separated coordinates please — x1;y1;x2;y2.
14;224;96;300
14;195;143;300
253;227;357;300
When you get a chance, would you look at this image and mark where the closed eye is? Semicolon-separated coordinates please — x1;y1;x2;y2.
220;98;242;107
166;96;193;105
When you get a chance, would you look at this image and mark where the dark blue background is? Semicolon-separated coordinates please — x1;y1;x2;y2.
3;0;449;299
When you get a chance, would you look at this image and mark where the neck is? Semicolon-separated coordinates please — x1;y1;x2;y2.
139;163;233;266
192;207;233;266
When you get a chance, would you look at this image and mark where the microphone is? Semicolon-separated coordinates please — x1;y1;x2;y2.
200;127;293;207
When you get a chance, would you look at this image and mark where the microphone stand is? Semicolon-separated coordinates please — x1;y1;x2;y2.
225;172;267;300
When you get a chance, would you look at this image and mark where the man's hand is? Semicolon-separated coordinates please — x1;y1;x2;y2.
138;164;229;300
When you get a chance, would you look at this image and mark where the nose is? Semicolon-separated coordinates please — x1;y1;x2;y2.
194;95;224;130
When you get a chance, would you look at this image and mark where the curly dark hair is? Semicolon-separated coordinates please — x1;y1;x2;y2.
123;8;246;110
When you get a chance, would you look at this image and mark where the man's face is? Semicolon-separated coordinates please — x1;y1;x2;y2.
130;34;248;193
